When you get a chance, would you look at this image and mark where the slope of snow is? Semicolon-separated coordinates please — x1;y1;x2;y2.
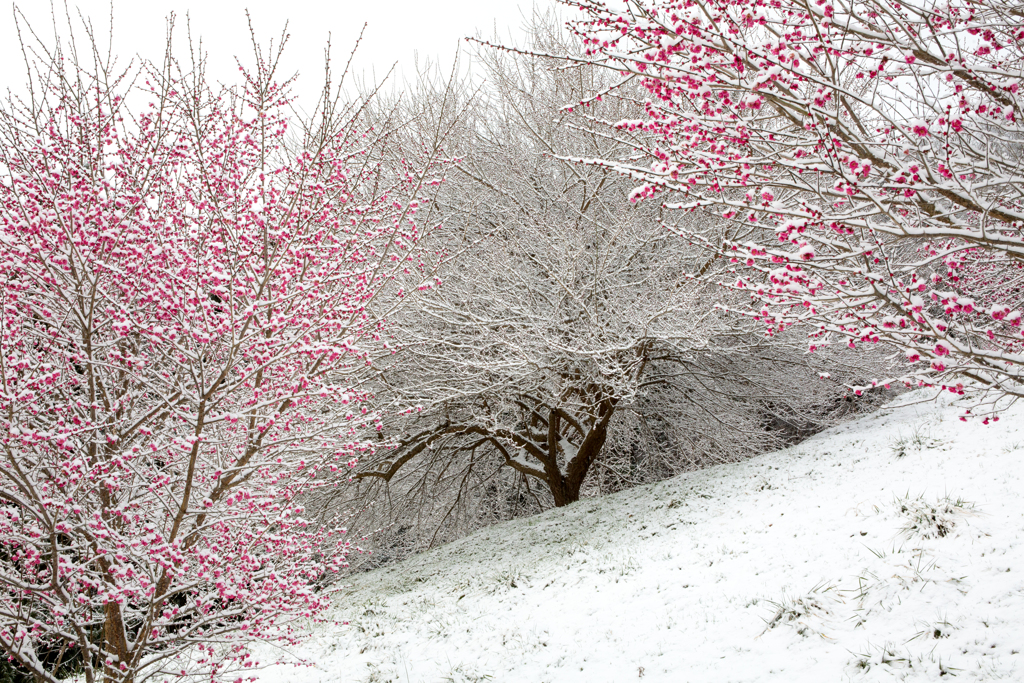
256;391;1024;682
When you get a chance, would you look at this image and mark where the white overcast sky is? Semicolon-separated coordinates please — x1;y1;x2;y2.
0;1;551;105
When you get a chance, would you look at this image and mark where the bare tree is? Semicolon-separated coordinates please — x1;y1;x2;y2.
328;21;892;558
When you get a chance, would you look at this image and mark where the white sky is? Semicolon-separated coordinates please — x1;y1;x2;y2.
0;1;547;106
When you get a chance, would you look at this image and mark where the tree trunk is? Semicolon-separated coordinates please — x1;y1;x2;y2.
547;476;577;507
546;399;616;506
103;603;131;683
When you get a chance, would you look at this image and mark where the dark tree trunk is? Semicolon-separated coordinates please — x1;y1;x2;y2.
103;601;131;683
545;397;616;506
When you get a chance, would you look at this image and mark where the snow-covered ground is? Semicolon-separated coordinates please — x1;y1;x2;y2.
256;391;1024;682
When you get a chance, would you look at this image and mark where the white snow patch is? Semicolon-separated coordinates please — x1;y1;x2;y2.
255;391;1024;682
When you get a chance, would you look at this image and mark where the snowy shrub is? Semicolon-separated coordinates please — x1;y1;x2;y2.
851;642;913;672
440;665;494;683
761;583;842;638
908;615;958;643
894;494;976;540
888;424;942;458
488;567;528;593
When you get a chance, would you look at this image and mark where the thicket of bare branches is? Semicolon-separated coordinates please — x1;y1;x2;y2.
314;20;895;566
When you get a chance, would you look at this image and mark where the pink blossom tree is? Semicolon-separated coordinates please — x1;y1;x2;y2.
0;18;445;683
561;0;1024;415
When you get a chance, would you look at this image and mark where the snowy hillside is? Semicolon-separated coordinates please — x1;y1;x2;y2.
256;391;1024;682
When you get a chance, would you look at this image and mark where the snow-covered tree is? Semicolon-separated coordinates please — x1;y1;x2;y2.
0;19;445;683
563;0;1024;416
342;25;889;554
